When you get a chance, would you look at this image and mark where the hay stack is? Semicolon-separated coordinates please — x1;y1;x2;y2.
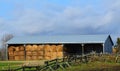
32;45;38;51
32;56;38;60
32;51;38;55
44;45;51;52
51;52;57;60
38;45;44;51
26;45;32;51
57;52;63;58
19;51;24;56
26;51;32;56
56;45;63;52
14;51;19;56
37;51;43;56
9;56;14;60
38;56;43;60
8;51;14;56
8;46;15;51
50;45;56;52
15;56;20;60
15;47;19;51
44;56;51;60
26;56;32;60
19;46;24;51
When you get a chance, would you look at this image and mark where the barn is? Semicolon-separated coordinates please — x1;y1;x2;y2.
6;35;114;60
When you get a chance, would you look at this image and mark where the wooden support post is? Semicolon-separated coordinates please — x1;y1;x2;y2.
24;44;26;60
102;44;104;54
6;44;8;61
82;44;84;56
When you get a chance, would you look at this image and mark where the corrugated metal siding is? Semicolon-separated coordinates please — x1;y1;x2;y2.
7;35;108;44
104;36;113;53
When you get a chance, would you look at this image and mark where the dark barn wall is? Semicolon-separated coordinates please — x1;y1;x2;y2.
84;44;103;54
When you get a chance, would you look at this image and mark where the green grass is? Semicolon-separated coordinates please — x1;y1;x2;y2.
0;61;120;71
0;60;45;70
58;61;120;71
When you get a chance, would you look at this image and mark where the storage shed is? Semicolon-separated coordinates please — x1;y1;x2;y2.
6;35;114;60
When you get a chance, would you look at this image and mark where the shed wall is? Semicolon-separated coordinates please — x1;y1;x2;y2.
104;37;113;53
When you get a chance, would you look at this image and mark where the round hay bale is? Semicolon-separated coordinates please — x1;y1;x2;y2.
56;45;63;52
15;47;19;51
32;45;38;51
38;56;43;60
44;45;51;52
20;56;25;60
19;46;24;51
26;45;32;51
57;52;63;58
50;45;56;52
38;51;43;56
14;51;19;55
44;56;51;60
26;51;32;56
26;56;32;60
8;51;14;56
44;51;51;57
19;51;25;56
8;46;15;51
9;56;14;60
32;56;38;60
15;56;20;60
38;45;44;51
32;51;38;55
51;52;57;59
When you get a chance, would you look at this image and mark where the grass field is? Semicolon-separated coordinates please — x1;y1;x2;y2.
0;60;45;70
0;61;120;71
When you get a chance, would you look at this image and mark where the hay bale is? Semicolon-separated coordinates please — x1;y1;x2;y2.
19;51;25;56
15;56;20;60
15;47;19;51
19;56;25;60
38;56;43;60
44;56;51;60
26;51;32;55
19;46;24;51
50;45;56;52
32;45;38;51
8;46;15;51
44;51;51;57
9;56;14;60
32;56;38;60
37;51;43;56
57;52;63;58
26;45;32;51
32;51;38;55
14;51;19;55
38;45;44;51
51;52;57;59
8;51;14;56
26;56;32;60
56;45;63;52
44;45;51;52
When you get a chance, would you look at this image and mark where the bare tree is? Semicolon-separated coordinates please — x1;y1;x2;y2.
0;34;13;60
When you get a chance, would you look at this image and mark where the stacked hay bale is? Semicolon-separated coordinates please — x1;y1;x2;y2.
8;46;15;60
56;45;63;58
37;45;44;60
8;45;25;60
14;45;25;60
44;44;63;60
26;45;44;60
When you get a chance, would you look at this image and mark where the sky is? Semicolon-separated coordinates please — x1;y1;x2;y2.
0;0;120;46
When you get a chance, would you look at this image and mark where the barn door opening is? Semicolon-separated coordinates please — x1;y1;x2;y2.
63;44;82;56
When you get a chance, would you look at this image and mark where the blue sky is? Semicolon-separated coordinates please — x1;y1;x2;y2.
0;0;120;46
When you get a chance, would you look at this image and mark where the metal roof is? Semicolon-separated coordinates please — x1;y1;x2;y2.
7;35;112;44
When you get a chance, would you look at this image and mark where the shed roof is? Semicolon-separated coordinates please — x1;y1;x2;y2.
7;35;113;44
